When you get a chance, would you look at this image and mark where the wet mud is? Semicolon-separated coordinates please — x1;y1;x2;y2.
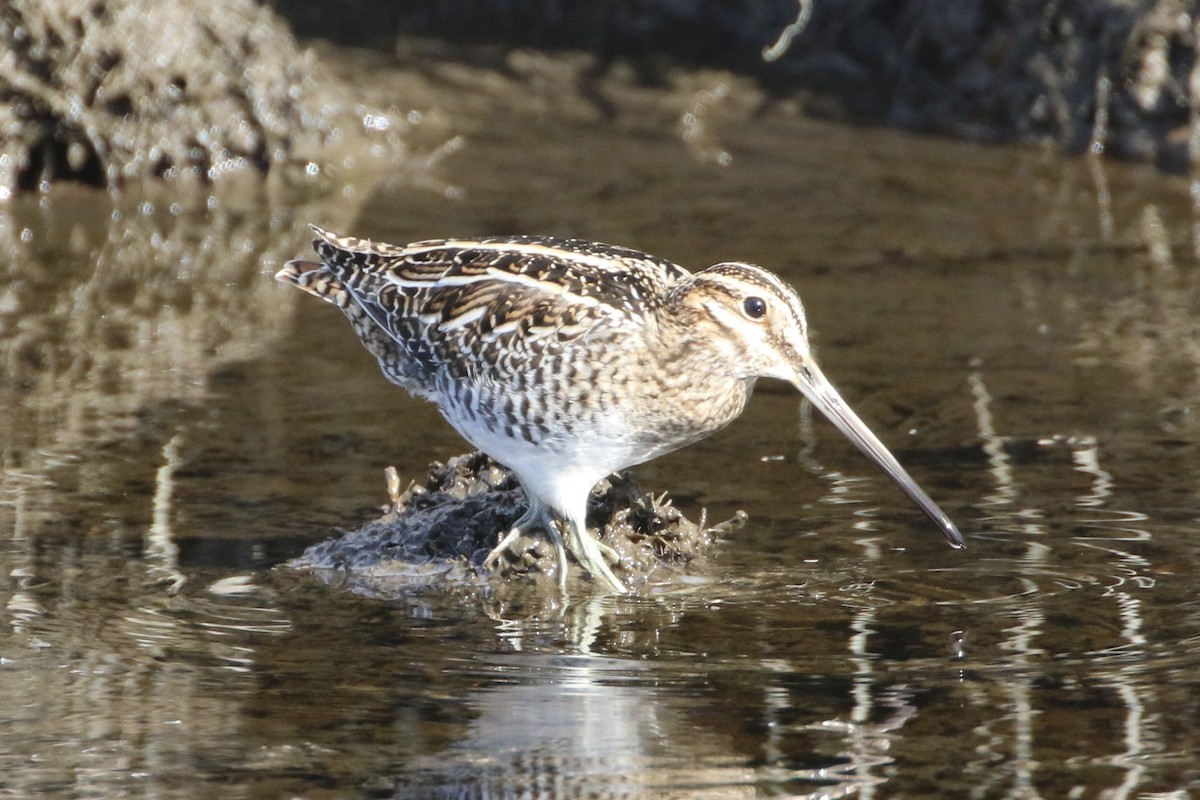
284;0;1200;169
0;0;334;197
5;0;1200;206
289;451;745;591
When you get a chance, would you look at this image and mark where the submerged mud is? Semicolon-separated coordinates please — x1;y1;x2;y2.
289;451;745;590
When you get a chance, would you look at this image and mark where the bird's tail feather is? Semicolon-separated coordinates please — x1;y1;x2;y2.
274;260;353;309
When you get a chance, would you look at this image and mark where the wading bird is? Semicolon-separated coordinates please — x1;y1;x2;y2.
278;227;964;592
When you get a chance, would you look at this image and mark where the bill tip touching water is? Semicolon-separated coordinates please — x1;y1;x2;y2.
277;225;964;592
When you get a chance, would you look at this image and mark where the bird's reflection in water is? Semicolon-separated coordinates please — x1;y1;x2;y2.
390;594;906;799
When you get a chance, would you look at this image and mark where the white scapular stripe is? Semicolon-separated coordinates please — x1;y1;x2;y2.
437;305;488;331
400;240;640;274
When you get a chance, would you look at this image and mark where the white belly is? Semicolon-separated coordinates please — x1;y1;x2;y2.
441;405;645;518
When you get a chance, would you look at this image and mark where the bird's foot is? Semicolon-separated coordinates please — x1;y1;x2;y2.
481;502;625;593
482;528;523;572
483;505;571;590
564;522;627;594
594;538;621;565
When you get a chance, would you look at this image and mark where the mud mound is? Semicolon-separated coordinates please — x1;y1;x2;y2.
289;452;745;590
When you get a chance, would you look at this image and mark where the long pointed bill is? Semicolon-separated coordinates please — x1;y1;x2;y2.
794;360;965;548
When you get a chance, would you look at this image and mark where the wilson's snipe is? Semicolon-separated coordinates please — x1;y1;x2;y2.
278;226;964;592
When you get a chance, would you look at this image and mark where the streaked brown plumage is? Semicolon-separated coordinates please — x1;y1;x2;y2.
278;226;964;592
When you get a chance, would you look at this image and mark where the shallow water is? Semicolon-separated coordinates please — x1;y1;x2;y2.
3;44;1200;797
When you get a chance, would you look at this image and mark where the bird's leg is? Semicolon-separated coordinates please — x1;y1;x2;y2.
562;510;627;593
545;519;570;592
547;520;571;593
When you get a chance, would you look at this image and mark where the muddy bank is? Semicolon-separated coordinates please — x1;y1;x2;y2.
4;0;1194;201
0;0;441;200
0;0;306;196
279;0;1200;169
289;452;746;593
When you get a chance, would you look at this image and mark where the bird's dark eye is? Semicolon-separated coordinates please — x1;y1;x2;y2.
743;296;767;319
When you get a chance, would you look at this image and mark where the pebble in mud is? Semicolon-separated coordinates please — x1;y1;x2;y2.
289;451;746;589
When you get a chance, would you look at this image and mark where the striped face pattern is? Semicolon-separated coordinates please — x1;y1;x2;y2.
277;226;963;592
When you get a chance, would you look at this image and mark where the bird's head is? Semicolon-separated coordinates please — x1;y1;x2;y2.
676;262;813;385
673;261;965;549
